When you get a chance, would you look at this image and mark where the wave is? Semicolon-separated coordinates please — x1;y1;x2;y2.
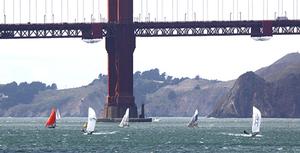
221;132;262;137
92;131;118;135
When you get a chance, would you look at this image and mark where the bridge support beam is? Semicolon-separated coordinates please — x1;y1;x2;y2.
104;26;138;118
104;0;138;118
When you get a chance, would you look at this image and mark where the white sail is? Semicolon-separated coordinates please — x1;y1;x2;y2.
86;107;97;133
119;108;129;127
188;109;199;127
56;109;61;120
252;106;261;134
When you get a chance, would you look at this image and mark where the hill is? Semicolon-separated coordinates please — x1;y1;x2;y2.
210;52;300;117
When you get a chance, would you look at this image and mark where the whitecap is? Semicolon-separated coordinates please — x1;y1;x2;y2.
277;147;283;151
221;132;263;137
123;137;129;140
92;131;118;135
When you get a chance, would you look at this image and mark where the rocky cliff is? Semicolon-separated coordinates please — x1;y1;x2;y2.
210;52;300;118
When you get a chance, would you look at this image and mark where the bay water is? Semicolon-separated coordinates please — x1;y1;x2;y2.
0;117;299;153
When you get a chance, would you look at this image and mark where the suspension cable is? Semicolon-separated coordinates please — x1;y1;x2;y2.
36;0;37;23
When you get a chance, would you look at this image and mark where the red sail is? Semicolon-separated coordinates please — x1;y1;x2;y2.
45;108;56;128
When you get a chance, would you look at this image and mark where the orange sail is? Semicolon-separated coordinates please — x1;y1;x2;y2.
45;108;56;128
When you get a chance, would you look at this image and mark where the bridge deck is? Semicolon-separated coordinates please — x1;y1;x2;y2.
0;20;300;39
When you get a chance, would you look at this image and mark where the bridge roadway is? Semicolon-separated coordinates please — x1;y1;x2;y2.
1;20;300;39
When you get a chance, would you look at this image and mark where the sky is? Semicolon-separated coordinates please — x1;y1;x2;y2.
0;0;299;89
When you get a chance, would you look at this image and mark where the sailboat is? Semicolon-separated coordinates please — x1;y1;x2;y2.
244;106;262;137
119;108;129;128
187;109;199;127
56;109;61;120
45;108;56;128
83;107;97;134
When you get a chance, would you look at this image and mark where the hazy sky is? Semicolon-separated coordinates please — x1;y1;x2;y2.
0;0;299;89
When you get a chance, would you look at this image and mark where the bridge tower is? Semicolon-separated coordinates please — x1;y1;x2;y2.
104;0;138;118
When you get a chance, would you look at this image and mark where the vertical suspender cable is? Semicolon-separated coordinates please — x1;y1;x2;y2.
172;0;173;21
218;0;219;20
146;0;148;21
277;0;279;16
20;0;21;23
3;0;5;24
293;0;295;19
187;0;189;21
92;0;94;22
29;0;31;22
263;0;264;20
232;0;234;20
266;0;269;20
281;0;283;16
248;0;249;20
77;0;79;22
156;0;158;21
67;0;69;22
161;0;163;21
61;0;63;22
192;0;194;20
141;0;143;21
206;0;208;20
51;0;53;23
176;0;178;21
36;0;37;23
237;0;239;20
13;0;15;23
252;0;253;20
98;0;100;22
45;0;47;23
202;0;204;21
83;0;85;22
222;0;224;20
297;0;298;19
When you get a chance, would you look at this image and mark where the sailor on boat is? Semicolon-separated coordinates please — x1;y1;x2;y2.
83;107;97;135
81;122;88;133
243;106;261;137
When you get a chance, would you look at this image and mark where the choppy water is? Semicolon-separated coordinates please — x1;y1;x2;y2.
0;117;300;153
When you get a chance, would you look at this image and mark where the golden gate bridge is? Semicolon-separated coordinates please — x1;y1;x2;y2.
1;0;300;120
